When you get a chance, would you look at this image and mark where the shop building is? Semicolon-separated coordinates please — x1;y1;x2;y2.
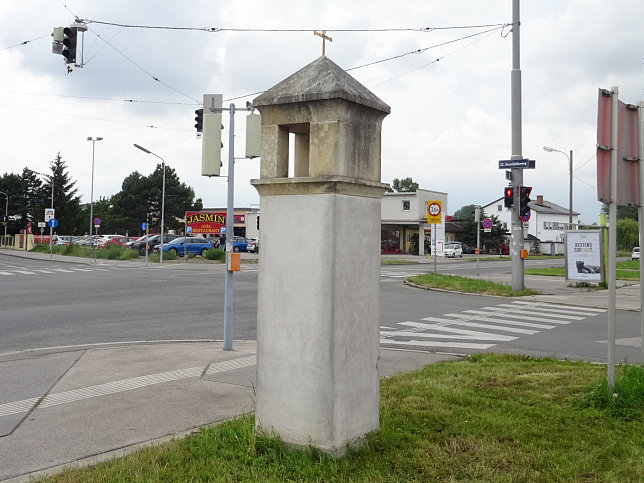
381;189;447;255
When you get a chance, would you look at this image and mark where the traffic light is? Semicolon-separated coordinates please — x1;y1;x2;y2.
194;108;203;132
519;186;532;219
62;27;77;64
504;187;513;208
256;215;260;230
202;94;224;177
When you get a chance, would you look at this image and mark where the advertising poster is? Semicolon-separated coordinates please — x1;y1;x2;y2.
565;230;603;282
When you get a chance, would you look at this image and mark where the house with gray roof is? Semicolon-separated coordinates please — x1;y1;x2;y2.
482;194;580;254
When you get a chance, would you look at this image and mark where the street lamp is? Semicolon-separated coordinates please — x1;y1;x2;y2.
87;137;103;247
0;190;8;245
133;143;166;263
543;146;573;228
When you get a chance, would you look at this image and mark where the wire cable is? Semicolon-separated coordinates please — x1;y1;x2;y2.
83;21;508;33
2;34;51;50
346;25;505;71
85;26;200;103
0;101;192;131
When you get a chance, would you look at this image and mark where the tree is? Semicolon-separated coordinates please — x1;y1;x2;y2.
601;202;637;220
387;177;419;193
452;204;507;253
617;218;638;250
110;165;203;235
48;153;83;235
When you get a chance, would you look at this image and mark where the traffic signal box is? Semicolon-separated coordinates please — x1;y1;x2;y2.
201;94;224;177
519;186;532;219
62;27;77;64
194;108;203;133
504;186;514;208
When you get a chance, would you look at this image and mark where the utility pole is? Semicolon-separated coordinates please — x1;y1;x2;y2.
510;0;524;291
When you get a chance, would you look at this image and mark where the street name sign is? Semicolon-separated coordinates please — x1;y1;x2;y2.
498;159;535;169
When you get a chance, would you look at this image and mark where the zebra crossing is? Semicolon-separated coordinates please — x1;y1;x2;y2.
380;300;606;351
0;266;110;277
380;268;429;281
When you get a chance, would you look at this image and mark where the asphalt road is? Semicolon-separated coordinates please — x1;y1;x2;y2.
1;253;641;364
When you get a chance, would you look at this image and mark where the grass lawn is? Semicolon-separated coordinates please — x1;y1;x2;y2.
44;354;644;482
526;263;640;281
408;272;539;296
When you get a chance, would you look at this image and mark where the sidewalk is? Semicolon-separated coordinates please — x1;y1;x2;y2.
0;342;458;482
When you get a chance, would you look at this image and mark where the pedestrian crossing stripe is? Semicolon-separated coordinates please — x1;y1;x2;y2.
380;300;606;351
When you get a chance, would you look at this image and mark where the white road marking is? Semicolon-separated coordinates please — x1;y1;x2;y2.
0;355;257;418
381;300;606;351
380;338;495;349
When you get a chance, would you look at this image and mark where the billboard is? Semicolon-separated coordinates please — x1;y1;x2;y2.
565;230;604;282
185;211;245;235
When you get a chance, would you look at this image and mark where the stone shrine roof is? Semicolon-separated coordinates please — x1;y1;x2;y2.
253;56;391;114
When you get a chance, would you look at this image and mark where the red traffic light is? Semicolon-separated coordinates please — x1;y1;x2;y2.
504;187;514;208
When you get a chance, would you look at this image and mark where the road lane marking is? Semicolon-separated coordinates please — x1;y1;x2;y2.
381;300;606;351
420;317;541;334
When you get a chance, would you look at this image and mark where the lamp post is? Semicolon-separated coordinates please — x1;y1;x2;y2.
543;146;573;229
133;144;166;263
87;137;103;246
0;190;8;245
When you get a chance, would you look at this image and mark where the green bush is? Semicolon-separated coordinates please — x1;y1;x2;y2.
203;248;226;261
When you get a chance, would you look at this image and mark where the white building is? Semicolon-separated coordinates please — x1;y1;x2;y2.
381;189;447;255
482;194;579;254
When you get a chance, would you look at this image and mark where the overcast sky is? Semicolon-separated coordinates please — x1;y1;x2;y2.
1;0;642;224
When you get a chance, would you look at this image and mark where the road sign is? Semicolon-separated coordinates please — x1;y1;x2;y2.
141;222;148;231
93;217;101;226
48;218;58;228
45;208;55;222
38;222;46;228
221;227;226;234
482;218;493;229
186;226;193;234
498;159;535;169
426;200;442;224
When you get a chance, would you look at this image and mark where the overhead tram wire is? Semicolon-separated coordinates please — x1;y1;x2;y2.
346;24;506;71
2;34;51;50
0;90;200;105
0;101;193;132
83;20;508;33
371;26;502;87
86;26;200;103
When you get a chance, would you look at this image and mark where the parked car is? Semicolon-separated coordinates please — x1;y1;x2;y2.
444;242;463;258
154;236;215;257
130;234;179;255
125;234;152;248
455;241;475;254
217;236;251;252
632;247;640;260
247;238;259;253
105;236;137;246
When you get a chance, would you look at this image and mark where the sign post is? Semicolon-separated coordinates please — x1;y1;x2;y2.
426;201;442;273
93;217;101;263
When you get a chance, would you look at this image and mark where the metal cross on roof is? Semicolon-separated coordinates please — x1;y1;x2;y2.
314;30;332;55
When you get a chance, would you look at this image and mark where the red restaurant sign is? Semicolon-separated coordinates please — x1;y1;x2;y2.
185;211;245;234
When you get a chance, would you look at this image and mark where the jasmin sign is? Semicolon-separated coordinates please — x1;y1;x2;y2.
185;211;245;235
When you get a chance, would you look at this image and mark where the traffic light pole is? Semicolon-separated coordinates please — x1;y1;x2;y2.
510;0;524;291
223;104;236;351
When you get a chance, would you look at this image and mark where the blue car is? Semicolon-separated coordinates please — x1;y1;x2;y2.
154;236;215;257
218;236;251;253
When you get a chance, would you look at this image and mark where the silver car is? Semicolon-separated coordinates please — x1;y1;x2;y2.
444;243;463;258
